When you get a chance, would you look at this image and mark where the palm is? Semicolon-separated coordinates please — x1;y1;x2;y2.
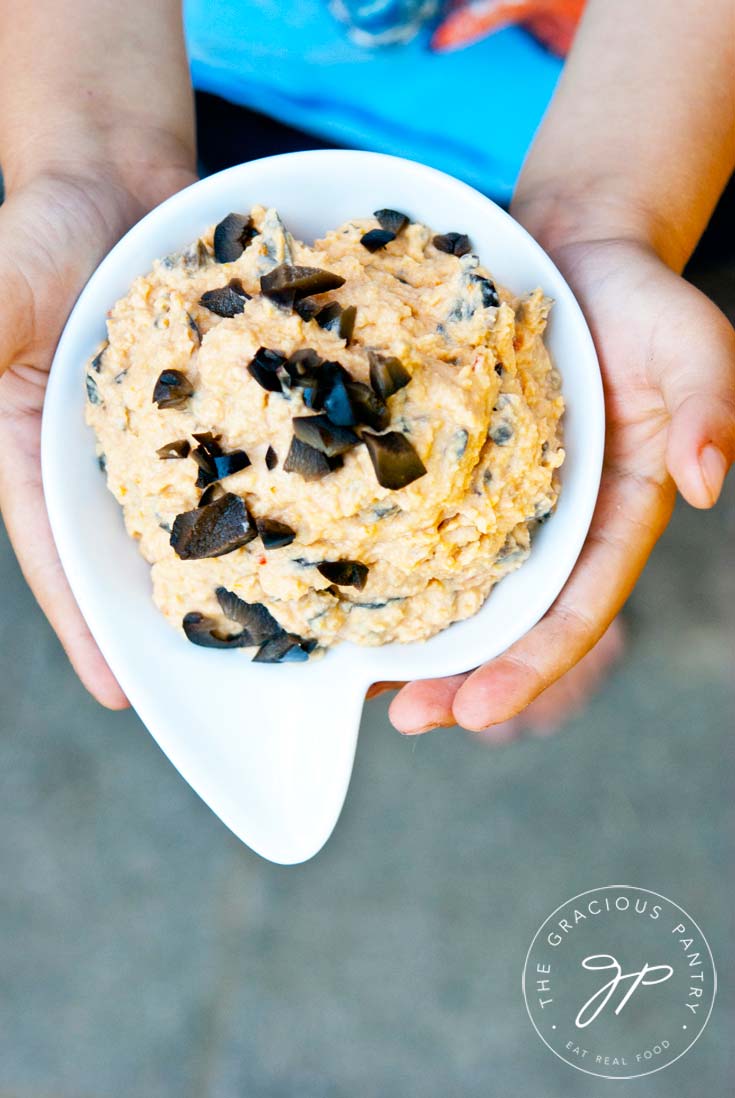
0;168;196;705
389;237;735;733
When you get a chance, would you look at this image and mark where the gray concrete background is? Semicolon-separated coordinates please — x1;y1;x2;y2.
1;242;733;1097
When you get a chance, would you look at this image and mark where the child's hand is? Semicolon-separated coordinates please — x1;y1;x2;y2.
389;236;735;734
0;158;196;707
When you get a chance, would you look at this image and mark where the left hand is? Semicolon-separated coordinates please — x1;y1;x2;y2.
384;236;735;734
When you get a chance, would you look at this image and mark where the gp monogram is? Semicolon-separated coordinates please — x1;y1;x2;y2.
522;886;717;1080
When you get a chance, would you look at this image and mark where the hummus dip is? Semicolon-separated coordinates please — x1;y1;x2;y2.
85;206;564;661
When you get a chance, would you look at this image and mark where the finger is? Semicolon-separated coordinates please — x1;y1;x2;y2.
365;680;405;701
389;672;469;734
449;469;673;731
659;297;735;508
0;413;128;709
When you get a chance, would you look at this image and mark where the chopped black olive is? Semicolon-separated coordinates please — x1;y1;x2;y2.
489;423;513;445
362;431;427;489
152;369;194;409
452;428;469;459
212;450;251;479
260;264;345;306
293;298;321;321
190;435;222;486
344;381;390;431
192;438;250;489
285;348;323;380
199;278;251;317
90;342;108;372
247;346;287;392
182;611;250;649
187;313;202;344
192;431;221;453
265;445;278;470
198;483;225;507
373;208;409;235
213;212;258;263
433;232;472;257
253;633;314;663
283;436;342;480
180;239;209;271
314;360;349;420
494;362;504;376
360;228;396;252
157;438;191;460
97;453;107;472
316;302;356;343
257;518;296;549
317;560;369;590
170;493;257;559
292;414;360;457
86;374;101;405
216;586;283;644
314;302;340;328
474;275;500;308
368;351;411;400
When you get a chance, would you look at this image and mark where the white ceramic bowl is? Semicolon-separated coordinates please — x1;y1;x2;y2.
42;151;603;864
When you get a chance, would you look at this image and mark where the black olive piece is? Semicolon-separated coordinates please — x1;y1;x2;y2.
260;264;345;305
199;278;251;318
494;362;504;376
294;298;321;321
283;436;342;480
373;208;409;235
285;347;323;379
157;438;191;460
182;611;250;649
316;302;356;343
98;454;107;472
368;351;411;400
90;342;108;372
489;423;513;445
86;374;101;405
213;212;258;263
198;483;225;507
215;586;283;644
187;314;202;344
315;302;341;329
253;633;313;663
190;435;222;487
344;381;390;431
265;445;278;470
170;493;257;559
474;275;500;308
257;518;297;549
433;232;472;257
362;430;427;490
192;431;221;454
292;414;360;457
247;346;287;392
212;450;251;479
152;369;194;409
316;560;369;590
360;228;396;252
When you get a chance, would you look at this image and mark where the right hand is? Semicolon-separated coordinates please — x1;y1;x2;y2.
0;152;197;707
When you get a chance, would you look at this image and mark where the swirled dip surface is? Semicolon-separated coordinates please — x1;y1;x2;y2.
86;207;564;659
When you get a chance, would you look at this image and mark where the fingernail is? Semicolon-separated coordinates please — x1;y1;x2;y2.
399;721;440;736
699;445;728;505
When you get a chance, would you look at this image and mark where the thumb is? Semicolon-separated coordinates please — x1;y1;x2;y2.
663;301;735;509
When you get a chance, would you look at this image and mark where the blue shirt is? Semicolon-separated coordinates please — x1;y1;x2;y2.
184;1;562;203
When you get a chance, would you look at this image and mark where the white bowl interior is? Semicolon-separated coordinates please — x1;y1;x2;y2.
42;151;603;863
